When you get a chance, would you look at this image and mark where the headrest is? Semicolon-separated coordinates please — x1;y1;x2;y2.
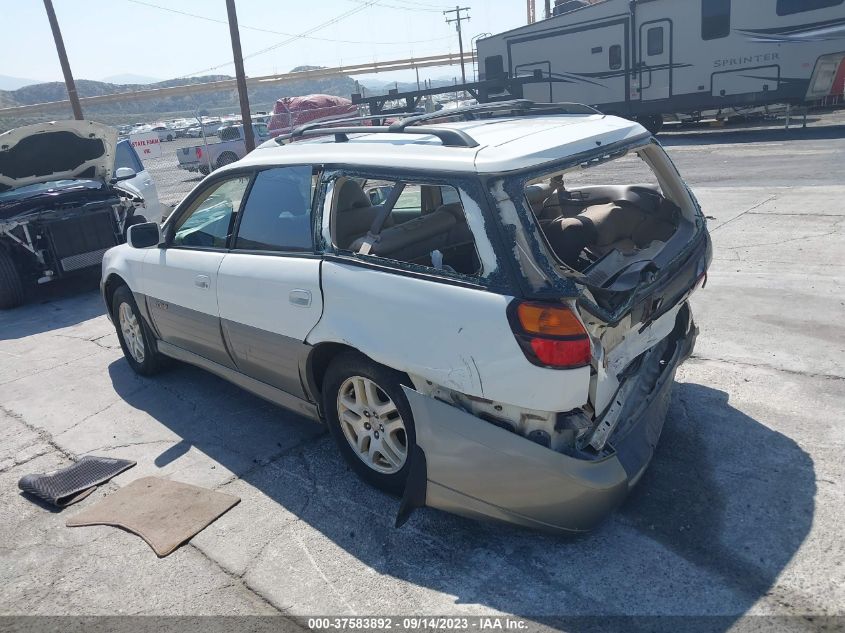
337;179;372;212
435;202;464;220
525;184;553;205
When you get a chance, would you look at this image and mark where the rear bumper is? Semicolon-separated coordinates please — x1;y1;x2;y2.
400;308;697;534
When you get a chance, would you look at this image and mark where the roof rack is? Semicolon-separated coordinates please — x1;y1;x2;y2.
274;114;395;145
291;125;480;148
388;99;599;132
275;99;601;149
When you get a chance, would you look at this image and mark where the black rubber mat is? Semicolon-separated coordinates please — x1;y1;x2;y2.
18;456;136;507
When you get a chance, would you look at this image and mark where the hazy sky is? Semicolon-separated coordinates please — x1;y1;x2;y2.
3;0;526;85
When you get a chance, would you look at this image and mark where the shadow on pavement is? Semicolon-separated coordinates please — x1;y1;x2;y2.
108;357;815;625
660;124;845;147
0;273;105;341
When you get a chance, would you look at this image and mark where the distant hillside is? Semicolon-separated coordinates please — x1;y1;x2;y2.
0;75;41;91
0;69;358;128
102;73;161;85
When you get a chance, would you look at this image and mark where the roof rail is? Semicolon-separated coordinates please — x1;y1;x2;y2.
388;99;598;131
294;125;479;148
275;114;403;144
275;99;601;148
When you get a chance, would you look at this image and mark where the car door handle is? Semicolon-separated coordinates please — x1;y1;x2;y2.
289;289;311;307
195;275;210;289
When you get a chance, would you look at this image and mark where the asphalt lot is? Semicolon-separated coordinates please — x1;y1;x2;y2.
1;112;843;626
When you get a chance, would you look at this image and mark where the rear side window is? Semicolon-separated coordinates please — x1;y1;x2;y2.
609;44;622;70
235;166;314;252
331;176;483;278
702;0;731;40
777;0;843;14
647;27;664;55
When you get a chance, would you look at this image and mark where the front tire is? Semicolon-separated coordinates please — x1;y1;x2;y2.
323;352;416;494
0;248;25;309
112;285;165;376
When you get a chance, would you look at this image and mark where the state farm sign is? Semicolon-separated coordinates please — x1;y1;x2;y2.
129;131;162;159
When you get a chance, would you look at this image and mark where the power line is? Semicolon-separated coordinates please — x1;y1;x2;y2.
346;0;449;11
177;1;380;77
126;0;452;46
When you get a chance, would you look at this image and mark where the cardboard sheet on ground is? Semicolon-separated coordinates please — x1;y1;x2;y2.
66;477;240;557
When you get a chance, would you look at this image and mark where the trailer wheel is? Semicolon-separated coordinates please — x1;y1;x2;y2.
0;247;25;310
637;115;664;135
216;151;238;169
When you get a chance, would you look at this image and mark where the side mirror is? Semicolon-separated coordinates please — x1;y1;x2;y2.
127;222;160;248
113;167;136;182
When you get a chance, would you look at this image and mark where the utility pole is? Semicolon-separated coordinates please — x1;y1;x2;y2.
544;0;552;19
225;0;255;153
527;0;536;24
444;6;470;85
43;0;83;120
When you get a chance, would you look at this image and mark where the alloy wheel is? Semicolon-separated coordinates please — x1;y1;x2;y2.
337;375;408;474
118;302;145;363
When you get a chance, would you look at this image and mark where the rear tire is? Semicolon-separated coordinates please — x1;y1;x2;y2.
0;248;25;309
323;352;416;495
198;165;211;176
112;285;166;376
216;151;238;169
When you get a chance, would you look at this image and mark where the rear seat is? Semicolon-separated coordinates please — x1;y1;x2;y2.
349;206;457;262
335;180;394;249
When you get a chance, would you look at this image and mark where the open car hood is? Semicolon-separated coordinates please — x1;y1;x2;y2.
0;121;117;191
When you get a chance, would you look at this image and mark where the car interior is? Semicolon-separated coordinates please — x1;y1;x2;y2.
525;153;682;282
332;177;481;276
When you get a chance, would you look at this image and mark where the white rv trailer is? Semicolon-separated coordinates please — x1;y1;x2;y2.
476;0;845;132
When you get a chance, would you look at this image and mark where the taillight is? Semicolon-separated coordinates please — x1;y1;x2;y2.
508;300;591;369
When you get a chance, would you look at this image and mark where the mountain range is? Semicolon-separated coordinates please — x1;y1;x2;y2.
0;69;461;129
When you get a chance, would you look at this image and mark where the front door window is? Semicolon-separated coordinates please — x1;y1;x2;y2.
173;176;250;248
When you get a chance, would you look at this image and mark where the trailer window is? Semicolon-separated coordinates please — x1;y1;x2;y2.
609;45;622;70
646;28;664;56
702;0;731;40
777;0;843;15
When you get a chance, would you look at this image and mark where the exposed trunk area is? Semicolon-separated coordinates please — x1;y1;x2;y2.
528;183;682;293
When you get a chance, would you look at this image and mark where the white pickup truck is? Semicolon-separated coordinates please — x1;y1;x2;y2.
176;123;269;175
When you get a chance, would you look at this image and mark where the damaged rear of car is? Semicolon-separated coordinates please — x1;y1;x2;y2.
0;121;145;308
399;132;711;533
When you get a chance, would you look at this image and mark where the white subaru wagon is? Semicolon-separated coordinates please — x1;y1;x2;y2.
101;101;711;533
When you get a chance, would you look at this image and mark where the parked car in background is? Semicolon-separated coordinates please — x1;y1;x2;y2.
176;123;270;175
151;125;175;142
104;101;711;533
115;139;164;222
0;121;147;308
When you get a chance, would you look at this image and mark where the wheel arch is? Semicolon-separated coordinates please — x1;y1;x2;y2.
216;151;239;168
304;341;414;414
103;272;129;311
